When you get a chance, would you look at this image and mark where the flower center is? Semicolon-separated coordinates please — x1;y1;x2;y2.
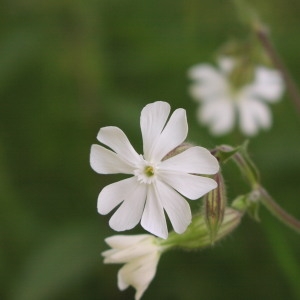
144;166;155;177
134;158;158;184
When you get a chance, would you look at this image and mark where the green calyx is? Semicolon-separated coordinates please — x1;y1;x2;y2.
160;208;242;251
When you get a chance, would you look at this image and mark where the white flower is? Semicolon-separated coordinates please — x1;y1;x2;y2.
102;234;162;300
188;57;284;136
90;101;219;238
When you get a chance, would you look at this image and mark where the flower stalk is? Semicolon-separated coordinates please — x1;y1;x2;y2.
232;0;300;114
258;186;300;234
213;144;300;234
253;21;300;114
212;143;259;188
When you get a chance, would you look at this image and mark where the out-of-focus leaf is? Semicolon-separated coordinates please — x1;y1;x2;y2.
264;219;300;300
0;141;37;245
9;222;102;300
0;29;40;89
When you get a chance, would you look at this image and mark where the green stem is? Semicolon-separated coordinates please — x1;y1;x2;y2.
258;186;300;234
254;22;300;114
213;145;300;233
231;151;258;188
213;144;259;188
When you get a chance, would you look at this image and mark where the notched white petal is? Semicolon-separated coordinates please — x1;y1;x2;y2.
140;101;170;160
117;253;159;300
252;67;284;102
90;144;133;175
238;99;271;136
200;98;235;135
157;180;191;234
98;177;138;215
97;126;140;166
150;108;188;161
103;233;160;300
141;185;168;239
160;172;217;200
161;146;219;175
108;181;147;231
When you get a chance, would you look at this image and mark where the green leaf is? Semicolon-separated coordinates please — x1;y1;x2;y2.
213;144;240;163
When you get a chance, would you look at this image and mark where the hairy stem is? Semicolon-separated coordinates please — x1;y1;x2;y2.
258;186;300;234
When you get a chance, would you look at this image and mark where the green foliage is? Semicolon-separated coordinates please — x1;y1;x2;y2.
9;223;102;300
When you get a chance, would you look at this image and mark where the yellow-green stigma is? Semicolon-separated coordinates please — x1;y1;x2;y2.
144;166;155;177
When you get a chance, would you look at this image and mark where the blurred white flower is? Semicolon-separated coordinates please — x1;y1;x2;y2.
90;101;219;238
188;57;284;136
102;234;162;300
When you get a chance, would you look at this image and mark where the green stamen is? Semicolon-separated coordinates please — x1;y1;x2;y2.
145;166;155;177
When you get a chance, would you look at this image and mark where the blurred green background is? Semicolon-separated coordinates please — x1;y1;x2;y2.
1;0;300;299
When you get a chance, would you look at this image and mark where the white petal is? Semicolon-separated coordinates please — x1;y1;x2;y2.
133;254;159;300
117;267;129;291
104;234;151;250
251;67;284;102
141;184;168;239
237;98;271;136
156;180;191;234
199;98;235;135
98;177;139;215
101;248;119;262
160;146;219;175
159;172;217;200
217;56;236;74
103;240;156;264
150;108;188;161
188;63;229;101
189;82;227;102
188;64;225;83
117;252;159;299
97;126;140;166
140;101;170;160
109;181;147;231
90;144;133;174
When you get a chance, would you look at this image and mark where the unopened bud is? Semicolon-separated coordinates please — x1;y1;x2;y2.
204;172;227;244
